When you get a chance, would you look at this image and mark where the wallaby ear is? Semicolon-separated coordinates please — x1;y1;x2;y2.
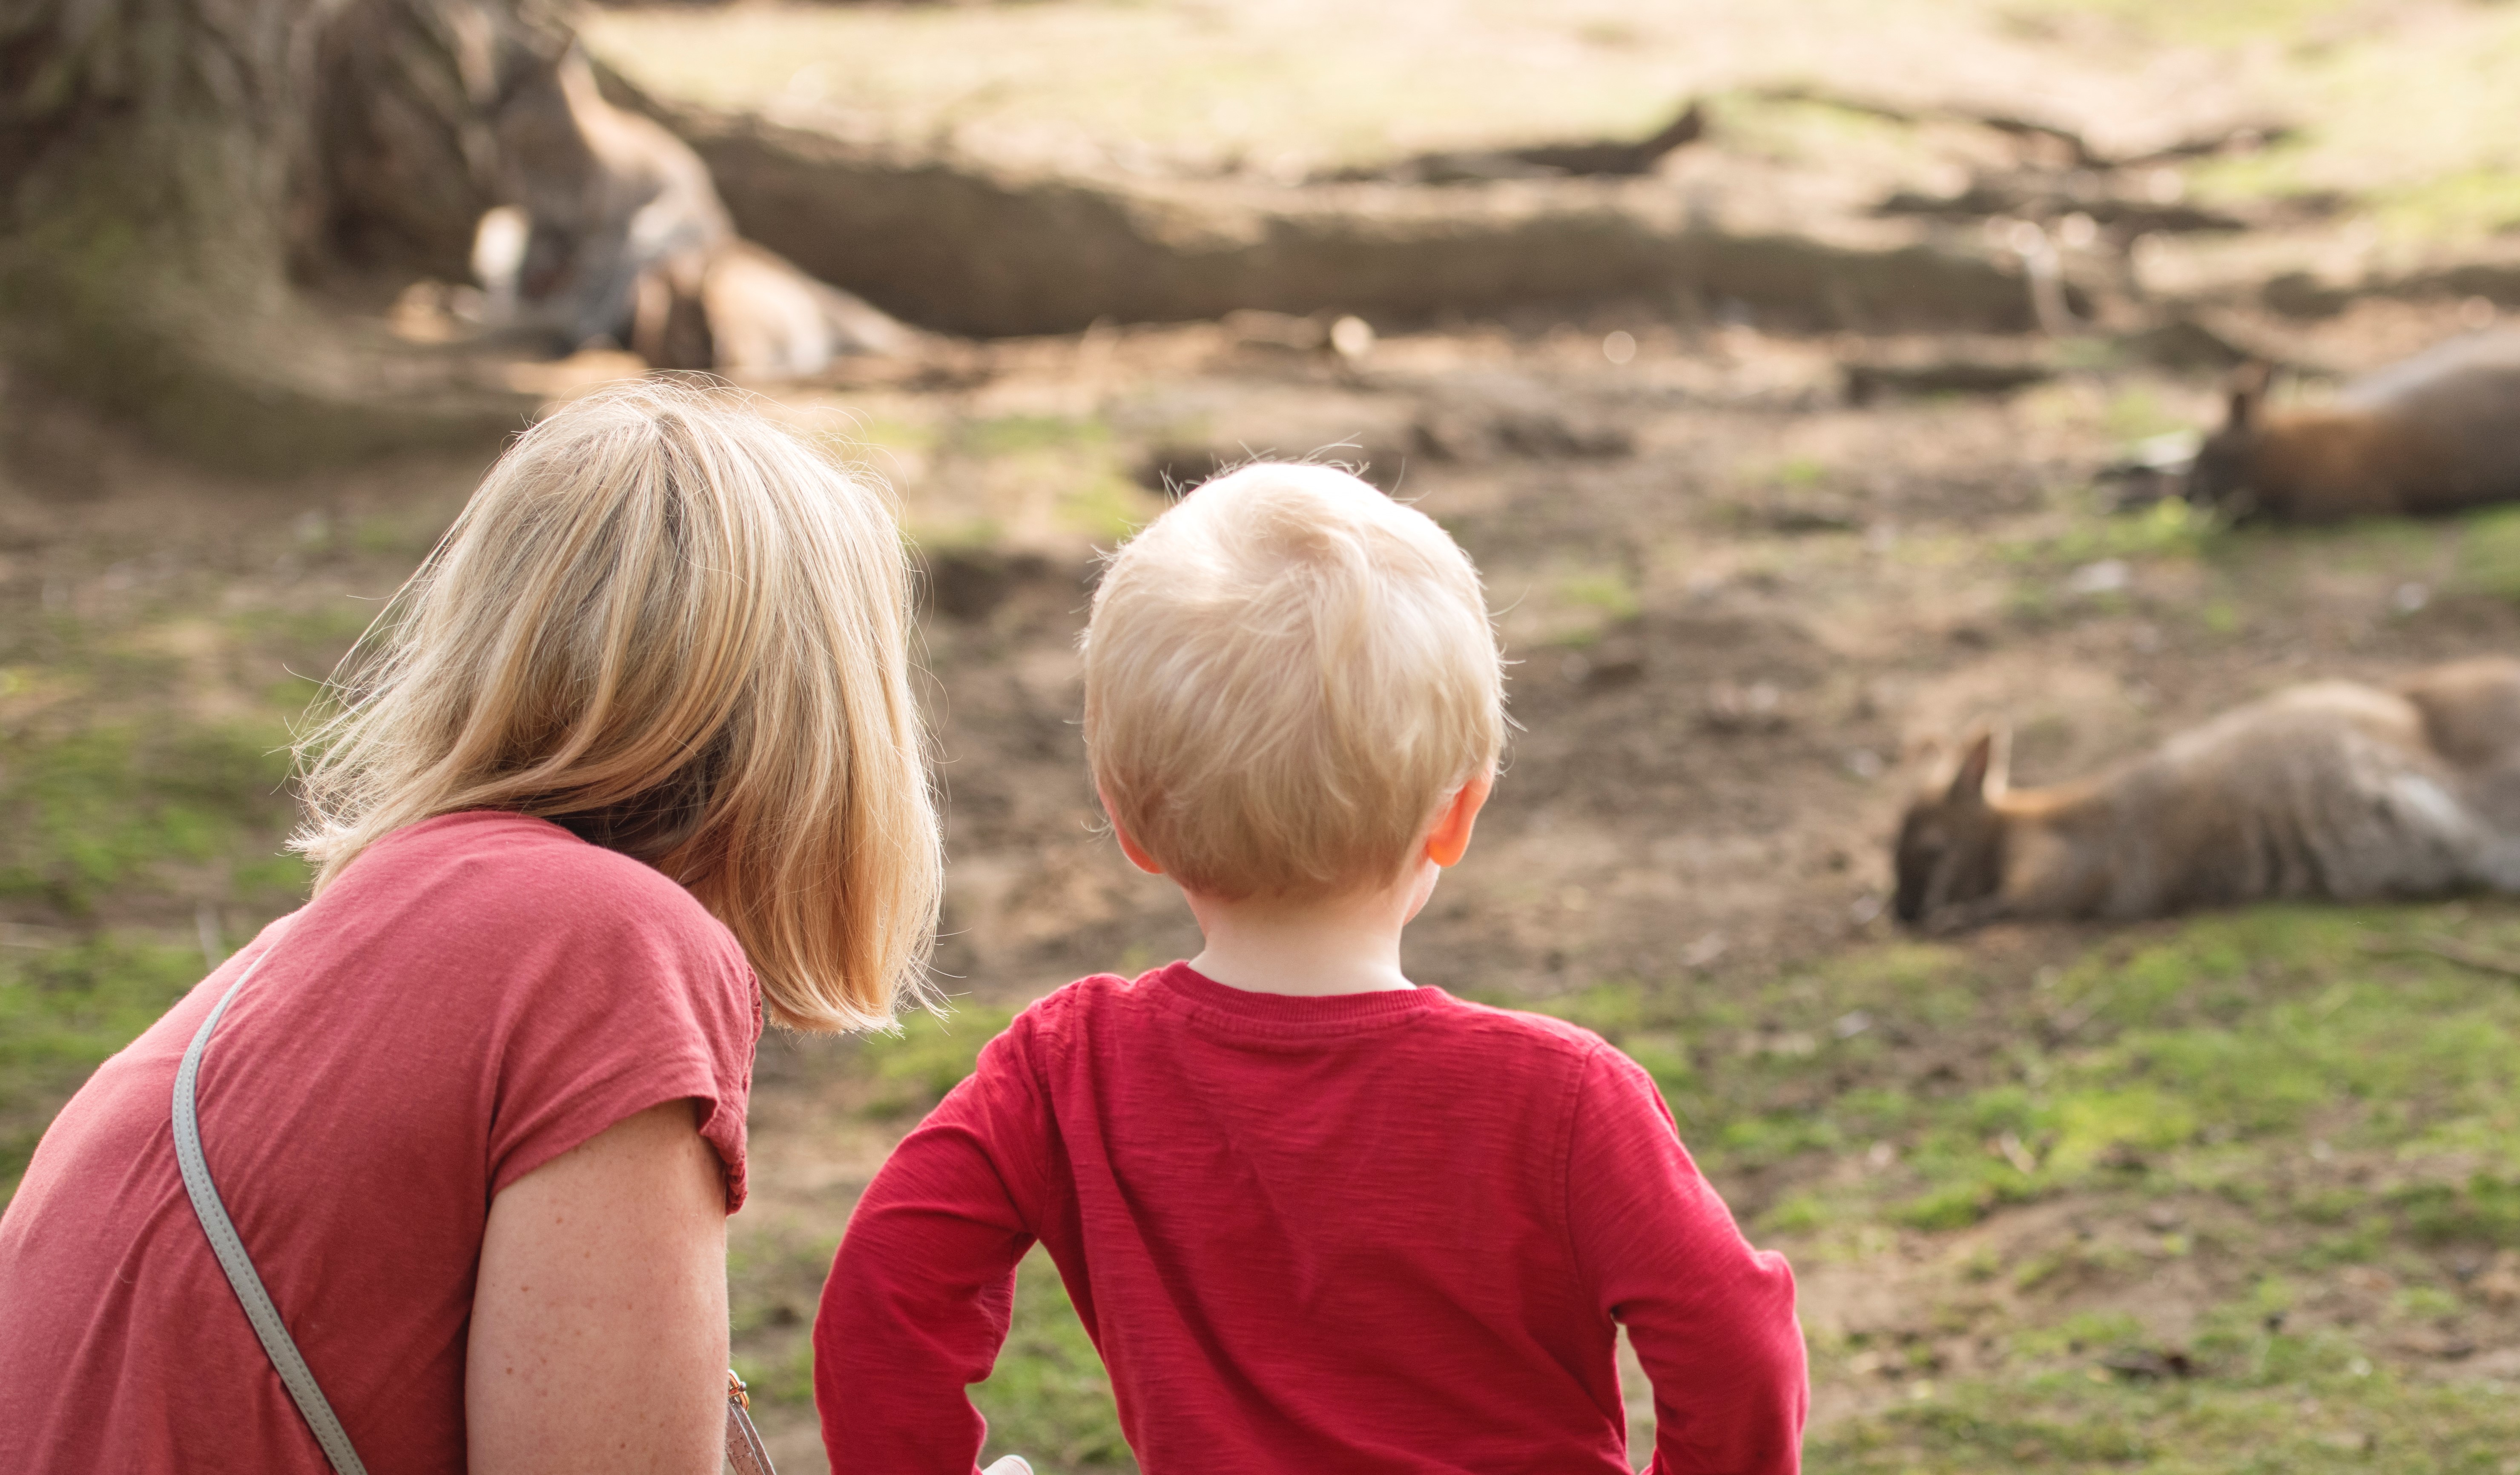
1947;724;2007;805
2225;360;2271;432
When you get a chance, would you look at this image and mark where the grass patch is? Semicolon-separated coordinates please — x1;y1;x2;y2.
1626;908;2520;1224
2455;504;2520;605
0;722;295;911
855;1001;1019;1117
0;579;352;1209
1558;568;1642;622
2005;498;2219;572
1811;1359;2520;1473
976;1249;1134;1472
953;415;1109;460
1522;904;2520;1469
0;937;206;1192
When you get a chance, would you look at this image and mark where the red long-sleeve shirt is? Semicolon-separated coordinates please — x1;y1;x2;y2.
816;963;1805;1474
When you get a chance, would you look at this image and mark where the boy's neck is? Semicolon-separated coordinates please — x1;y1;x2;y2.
1181;865;1434;997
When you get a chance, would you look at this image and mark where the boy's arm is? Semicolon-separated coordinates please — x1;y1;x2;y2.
1566;1047;1808;1475
815;1025;1053;1475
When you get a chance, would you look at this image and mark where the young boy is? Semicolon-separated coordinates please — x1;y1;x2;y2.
816;463;1806;1473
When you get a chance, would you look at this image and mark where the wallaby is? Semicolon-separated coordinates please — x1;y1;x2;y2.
479;45;915;375
480;43;733;354
1895;658;2520;931
2187;333;2520;520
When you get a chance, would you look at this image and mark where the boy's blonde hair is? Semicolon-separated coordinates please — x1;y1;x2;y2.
1084;462;1504;899
292;381;941;1031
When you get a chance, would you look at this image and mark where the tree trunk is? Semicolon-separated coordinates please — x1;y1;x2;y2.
0;0;538;469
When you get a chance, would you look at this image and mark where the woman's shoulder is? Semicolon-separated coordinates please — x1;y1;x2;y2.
333;811;749;988
364;810;721;918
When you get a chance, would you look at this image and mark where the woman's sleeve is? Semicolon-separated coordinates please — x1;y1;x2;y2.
815;1020;1053;1475
480;878;761;1212
1565;1046;1808;1475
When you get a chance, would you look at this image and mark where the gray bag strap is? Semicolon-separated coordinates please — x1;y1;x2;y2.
172;945;370;1475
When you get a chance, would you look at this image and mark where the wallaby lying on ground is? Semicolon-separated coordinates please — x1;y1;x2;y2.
1895;658;2520;930
2187;333;2520;520
476;45;912;374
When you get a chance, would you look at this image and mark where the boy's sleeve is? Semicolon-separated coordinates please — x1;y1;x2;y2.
1566;1045;1808;1475
815;1020;1056;1475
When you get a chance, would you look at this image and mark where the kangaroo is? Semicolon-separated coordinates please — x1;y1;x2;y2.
2187;333;2520;520
1895;658;2520;931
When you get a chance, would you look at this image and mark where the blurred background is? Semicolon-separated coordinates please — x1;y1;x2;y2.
7;0;2520;1469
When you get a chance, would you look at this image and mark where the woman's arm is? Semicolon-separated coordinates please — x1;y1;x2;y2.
468;1100;730;1475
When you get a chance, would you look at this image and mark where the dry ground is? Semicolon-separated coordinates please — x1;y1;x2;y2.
11;290;2520;1469
10;0;2520;1470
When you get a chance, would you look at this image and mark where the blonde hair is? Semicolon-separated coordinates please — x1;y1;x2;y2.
1083;462;1504;899
293;381;941;1031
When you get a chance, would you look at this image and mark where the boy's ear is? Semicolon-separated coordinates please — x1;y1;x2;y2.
1425;774;1493;868
1098;789;1167;876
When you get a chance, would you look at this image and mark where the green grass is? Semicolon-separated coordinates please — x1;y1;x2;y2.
1558;568;1643;622
1812;1360;2520;1474
2456;505;2520;605
976;1249;1134;1472
0;705;307;1188
927;412;1161;548
2003;498;2220;573
1537;908;2520;1235
855;1000;1019;1117
1524;906;2520;1470
0;937;206;1189
0;722;298;911
0;710;307;1191
0;554;369;1197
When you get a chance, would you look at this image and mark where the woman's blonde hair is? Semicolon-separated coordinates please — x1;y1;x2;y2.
1083;461;1504;900
293;381;940;1031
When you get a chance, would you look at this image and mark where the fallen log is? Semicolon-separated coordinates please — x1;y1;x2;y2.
650;100;2063;337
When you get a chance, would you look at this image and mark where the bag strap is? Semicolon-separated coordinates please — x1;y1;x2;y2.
172;946;371;1475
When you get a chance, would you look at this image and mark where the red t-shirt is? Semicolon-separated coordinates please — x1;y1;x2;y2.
816;964;1806;1475
0;811;760;1475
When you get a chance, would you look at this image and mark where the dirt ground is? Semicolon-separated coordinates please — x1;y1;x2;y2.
750;297;2520;1463
19;284;2511;1466
13;0;2520;1469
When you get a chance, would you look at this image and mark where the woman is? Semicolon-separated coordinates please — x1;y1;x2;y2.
0;383;942;1473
